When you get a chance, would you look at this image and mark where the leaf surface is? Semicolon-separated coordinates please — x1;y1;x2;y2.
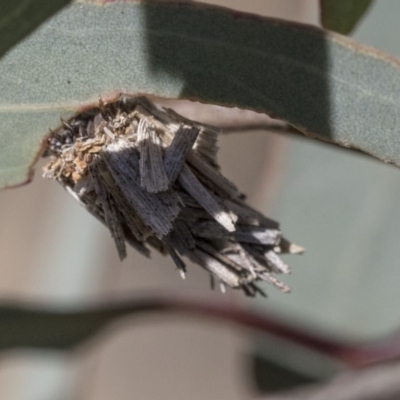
1;1;400;188
0;0;71;60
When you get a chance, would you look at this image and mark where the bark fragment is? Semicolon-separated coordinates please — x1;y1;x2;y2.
42;95;302;296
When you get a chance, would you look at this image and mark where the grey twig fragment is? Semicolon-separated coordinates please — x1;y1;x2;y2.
188;153;241;199
279;237;305;254
97;164;151;242
191;221;281;245
224;199;280;228
192;126;220;164
163;241;187;279
187;248;241;288
264;249;291;274
196;240;245;274
178;164;237;232
104;140;180;237
164;124;200;183
42;95;302;296
137;118;169;193
166;219;196;255
90;163;127;261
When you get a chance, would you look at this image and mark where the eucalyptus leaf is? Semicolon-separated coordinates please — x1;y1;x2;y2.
1;1;400;188
0;0;71;60
0;297;180;350
0;296;395;368
320;0;373;34
0;298;254;350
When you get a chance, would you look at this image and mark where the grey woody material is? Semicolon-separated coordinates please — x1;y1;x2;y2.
43;95;302;296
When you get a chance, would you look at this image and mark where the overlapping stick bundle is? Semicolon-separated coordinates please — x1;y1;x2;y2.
43;95;302;296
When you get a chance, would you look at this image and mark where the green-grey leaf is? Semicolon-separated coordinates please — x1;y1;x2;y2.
0;298;255;350
0;298;187;350
0;296;393;367
0;299;271;350
1;1;400;188
0;0;71;60
320;0;373;34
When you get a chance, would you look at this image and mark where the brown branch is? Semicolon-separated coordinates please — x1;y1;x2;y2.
145;295;400;367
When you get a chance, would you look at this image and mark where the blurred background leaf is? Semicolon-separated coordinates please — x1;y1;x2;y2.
320;0;373;34
252;0;400;393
